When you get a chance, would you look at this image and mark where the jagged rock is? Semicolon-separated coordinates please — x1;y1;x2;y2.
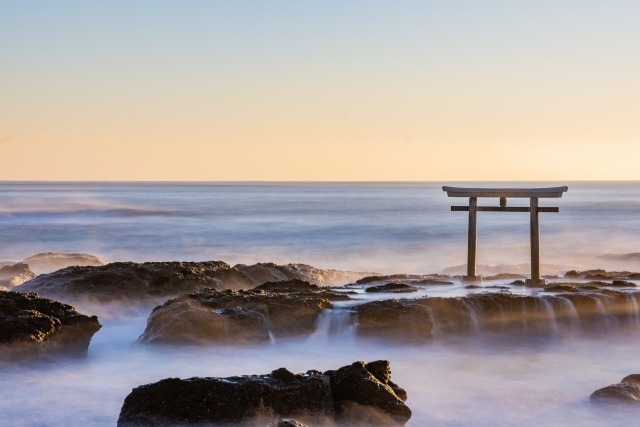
117;361;410;427
365;283;418;293
0;263;36;290
324;361;411;425
353;299;433;341
137;281;345;344
0;291;101;359
364;360;408;401
22;252;103;274
591;375;640;405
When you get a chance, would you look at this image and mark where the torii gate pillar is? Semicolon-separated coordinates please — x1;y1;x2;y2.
443;186;568;286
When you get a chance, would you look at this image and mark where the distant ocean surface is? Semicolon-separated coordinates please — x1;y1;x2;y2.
2;181;640;273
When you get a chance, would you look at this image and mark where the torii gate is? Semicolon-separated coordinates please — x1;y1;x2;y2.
443;186;568;286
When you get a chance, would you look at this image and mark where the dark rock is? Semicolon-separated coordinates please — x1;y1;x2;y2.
0;291;101;359
409;278;454;285
543;285;580;293
510;280;525;285
118;368;334;427
234;262;374;287
465;284;482;289
578;285;601;291
483;273;525;281
138;285;341;344
591;377;640;405
610;280;637;287
268;420;308;427
365;360;408;402
356;275;421;285
325;361;411;425
0;263;36;290
622;374;640;386
353;299;433;341
365;283;418;293
117;361;411;427
15;261;368;304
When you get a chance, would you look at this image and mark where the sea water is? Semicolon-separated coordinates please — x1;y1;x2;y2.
2;181;640;426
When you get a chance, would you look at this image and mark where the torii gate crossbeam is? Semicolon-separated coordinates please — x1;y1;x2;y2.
443;186;568;286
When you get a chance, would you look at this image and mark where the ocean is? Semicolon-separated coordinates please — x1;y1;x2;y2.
2;181;640;427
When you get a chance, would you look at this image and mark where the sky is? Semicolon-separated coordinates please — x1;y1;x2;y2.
1;1;639;181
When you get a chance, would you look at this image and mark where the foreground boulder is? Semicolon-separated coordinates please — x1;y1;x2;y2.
14;261;369;303
0;263;36;290
0;291;101;359
138;280;349;344
117;360;410;426
591;374;640;405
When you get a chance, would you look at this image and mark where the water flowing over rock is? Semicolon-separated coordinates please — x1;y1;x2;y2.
23;252;104;274
591;374;640;405
138;280;348;344
14;261;370;303
0;291;101;359
0;263;36;290
117;360;410;427
353;290;640;340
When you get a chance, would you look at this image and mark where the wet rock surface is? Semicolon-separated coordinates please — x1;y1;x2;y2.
14;261;369;303
0;263;36;290
235;262;375;287
117;360;410;427
0;291;101;359
138;280;347;344
591;374;640;405
365;283;418;293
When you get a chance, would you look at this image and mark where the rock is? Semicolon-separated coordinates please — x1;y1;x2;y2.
483;273;525;281
564;270;581;278
365;360;408;401
610;280;637;287
543;284;580;293
0;263;36;290
353;299;433;341
510;280;525;285
117;368;334;427
268;420;308;427
138;282;344;344
325;361;411;425
234;262;375;287
591;375;640;405
22;252;103;274
409;278;453;285
117;361;411;427
14;261;369;303
0;291;101;359
14;261;241;303
365;283;418;293
465;284;482;289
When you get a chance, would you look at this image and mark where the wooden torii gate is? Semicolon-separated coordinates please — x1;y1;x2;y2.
443;186;568;286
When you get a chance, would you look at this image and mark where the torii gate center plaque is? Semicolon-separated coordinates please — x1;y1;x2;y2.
442;186;568;286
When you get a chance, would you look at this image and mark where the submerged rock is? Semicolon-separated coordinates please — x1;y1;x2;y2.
0;291;101;359
117;360;410;427
591;375;640;405
365;283;418;293
22;252;104;275
137;280;346;344
0;263;36;290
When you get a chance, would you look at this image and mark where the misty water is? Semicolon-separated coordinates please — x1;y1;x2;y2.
2;182;640;426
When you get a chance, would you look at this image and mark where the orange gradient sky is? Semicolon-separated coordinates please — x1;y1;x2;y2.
1;1;639;181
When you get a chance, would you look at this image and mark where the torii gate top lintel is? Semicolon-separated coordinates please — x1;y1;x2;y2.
443;185;568;286
442;186;568;198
